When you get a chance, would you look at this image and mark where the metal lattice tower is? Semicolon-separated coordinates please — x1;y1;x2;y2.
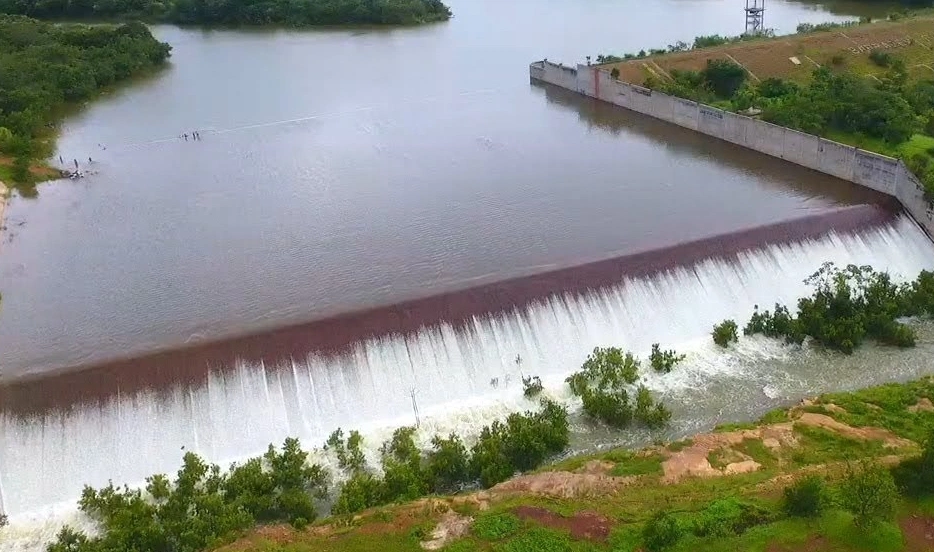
745;0;765;35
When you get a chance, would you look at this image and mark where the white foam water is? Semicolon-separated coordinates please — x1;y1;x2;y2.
2;215;934;550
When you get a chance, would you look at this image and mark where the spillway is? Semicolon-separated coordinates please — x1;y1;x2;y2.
3;212;934;549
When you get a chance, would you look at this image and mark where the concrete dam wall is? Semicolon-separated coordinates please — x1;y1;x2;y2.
530;60;934;238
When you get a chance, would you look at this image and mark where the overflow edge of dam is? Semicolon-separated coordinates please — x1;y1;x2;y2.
0;203;903;415
529;60;934;240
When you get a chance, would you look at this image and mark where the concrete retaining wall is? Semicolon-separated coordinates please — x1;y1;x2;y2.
530;61;934;238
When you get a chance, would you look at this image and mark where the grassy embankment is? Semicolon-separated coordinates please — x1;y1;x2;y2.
212;377;934;552
596;12;934;197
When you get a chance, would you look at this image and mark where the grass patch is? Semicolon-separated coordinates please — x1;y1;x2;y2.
713;421;757;433
439;540;480;551
736;439;776;469
898;133;934;159
668;438;694;453
818;510;904;552
609;453;664;477
790;424;888;467
758;408;789;425
472;512;521;541
823;129;897;157
814;378;934;442
496;526;574;552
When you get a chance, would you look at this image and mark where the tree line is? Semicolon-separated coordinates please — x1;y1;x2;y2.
41;344;677;551
712;263;934;353
0;16;171;185
0;0;452;27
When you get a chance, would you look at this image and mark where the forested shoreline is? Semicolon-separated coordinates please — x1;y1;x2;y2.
0;0;453;27
0;16;171;187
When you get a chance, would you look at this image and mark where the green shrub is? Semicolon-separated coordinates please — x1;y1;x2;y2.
522;375;544;399
497;526;571;552
326;428;367;473
841;461;900;529
891;428;934;497
739;263;929;354
782;475;826;517
10;156;30;184
692;498;773;537
869;49;894;67
744;303;804;344
642;511;682;551
469;400;570;487
701;59;748;98
566;347;672;430
649;343;685;373
51;438;328;552
712;320;738;347
635;385;672;429
425;433;470;493
472;512;521;540
332;472;386;515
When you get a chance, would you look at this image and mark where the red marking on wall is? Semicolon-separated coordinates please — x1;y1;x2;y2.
594;68;600;99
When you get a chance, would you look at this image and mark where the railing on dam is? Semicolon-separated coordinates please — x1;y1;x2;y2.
529;60;934;239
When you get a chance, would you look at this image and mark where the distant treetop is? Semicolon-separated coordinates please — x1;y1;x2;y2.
0;0;453;27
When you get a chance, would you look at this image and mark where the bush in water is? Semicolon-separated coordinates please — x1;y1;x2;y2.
566;347;671;430
332;399;571;512
649;343;685;373
712;320;739;347
522;375;544;398
47;438;329;552
742;264;934;354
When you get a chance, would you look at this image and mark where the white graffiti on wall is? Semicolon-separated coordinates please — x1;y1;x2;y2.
848;36;911;55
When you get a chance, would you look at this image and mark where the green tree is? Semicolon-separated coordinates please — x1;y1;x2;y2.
712;320;738;347
649;343;685;373
841;461;900;529
701;59;747;98
782;475;825;517
424;433;470;493
566;347;670;430
642;511;682;551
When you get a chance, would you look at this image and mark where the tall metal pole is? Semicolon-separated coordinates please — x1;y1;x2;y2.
410;387;420;429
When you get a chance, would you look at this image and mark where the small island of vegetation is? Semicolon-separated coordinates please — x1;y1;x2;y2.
0;15;171;190
0;0;453;27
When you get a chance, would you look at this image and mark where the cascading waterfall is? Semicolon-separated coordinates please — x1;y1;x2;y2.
2;214;934;550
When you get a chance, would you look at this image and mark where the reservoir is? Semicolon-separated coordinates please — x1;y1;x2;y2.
1;0;929;547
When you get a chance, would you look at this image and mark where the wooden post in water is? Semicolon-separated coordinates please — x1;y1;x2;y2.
410;387;420;429
0;463;7;524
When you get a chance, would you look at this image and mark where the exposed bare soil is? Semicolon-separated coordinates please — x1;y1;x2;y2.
513;506;612;542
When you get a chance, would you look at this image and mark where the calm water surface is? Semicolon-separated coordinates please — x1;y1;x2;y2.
0;0;883;377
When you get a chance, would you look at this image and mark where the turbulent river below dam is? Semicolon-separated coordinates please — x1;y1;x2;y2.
0;0;930;547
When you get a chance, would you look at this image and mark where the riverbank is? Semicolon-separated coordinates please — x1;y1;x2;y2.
213;376;934;551
0;0;452;27
0;17;171;191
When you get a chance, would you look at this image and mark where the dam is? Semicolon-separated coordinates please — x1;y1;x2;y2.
528;59;934;238
5;3;934;547
4;207;934;529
